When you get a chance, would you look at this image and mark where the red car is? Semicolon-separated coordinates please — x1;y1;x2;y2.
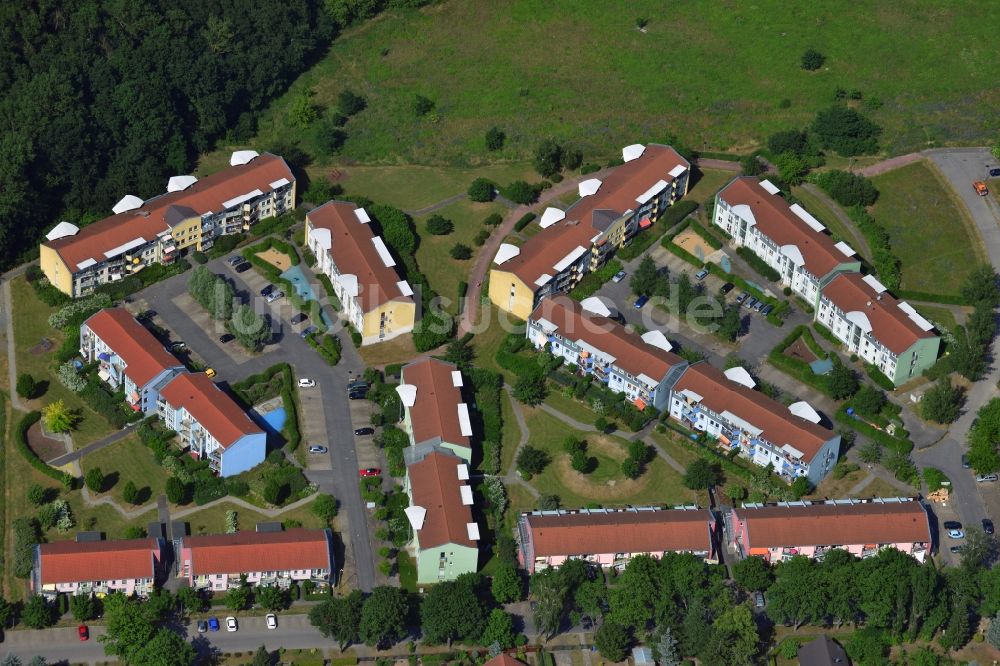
359;468;381;478
78;624;89;641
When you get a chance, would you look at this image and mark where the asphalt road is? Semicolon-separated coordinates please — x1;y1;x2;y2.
134;254;376;592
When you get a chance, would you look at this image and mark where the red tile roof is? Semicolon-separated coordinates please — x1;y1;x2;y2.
408;451;476;549
524;509;714;557
38;538;160;585
502;144;689;285
484;656;528;666
674;363;833;460
821;272;936;355
718;177;850;279
402;358;470;449
736;500;930;549
307;201;414;311
184;529;332;575
84;308;182;387
159;373;262;448
529;295;686;381
45;154;293;271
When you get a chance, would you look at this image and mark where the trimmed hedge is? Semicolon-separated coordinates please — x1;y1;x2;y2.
834;405;913;454
812;322;841;345
687;219;724;250
768;325;836;396
864;363;895;391
570;260;622;301
231;363;301;451
736;247;782;282
895;290;968;306
306;332;342;366
621;200;698;262
16;412;75;488
514;213;536;232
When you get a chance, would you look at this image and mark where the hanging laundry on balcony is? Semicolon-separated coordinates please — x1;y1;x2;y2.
638;218;652;229
98;352;111;361
633;397;646;411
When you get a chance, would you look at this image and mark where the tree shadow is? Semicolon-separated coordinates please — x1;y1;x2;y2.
102;471;120;493
136;486;153;505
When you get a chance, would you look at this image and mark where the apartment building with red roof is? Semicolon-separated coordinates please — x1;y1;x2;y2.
40;151;294;297
158;372;266;477
713;177;861;306
180;528;334;592
817;272;941;386
526;295;688;411
397;357;473;462
32;537;165;598
489;143;690;320
305;200;416;345
668;363;840;484
80;308;184;414
729;497;932;563
403;447;478;584
517;507;717;573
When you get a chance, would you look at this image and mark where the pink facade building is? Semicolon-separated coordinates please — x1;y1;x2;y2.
730;498;932;563
32;538;164;598
517;507;717;573
181;529;334;592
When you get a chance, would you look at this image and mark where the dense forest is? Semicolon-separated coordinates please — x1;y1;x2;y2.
0;0;340;271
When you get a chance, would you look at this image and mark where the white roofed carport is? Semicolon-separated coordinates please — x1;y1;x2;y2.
539;207;566;229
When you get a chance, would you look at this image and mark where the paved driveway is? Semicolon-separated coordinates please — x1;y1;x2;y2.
134;255;377;591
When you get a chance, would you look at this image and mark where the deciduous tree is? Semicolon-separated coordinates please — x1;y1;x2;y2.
491;563;522;604
594;620;631;662
420;575;488;646
359;586;410;648
309;590;363;649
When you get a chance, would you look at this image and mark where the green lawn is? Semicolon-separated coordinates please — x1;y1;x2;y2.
790;185;866;259
521;408;693;508
911;303;962;335
200;1;1000;172
396;551;417;592
870;161;986;297
181;499;325;536
470;304;523;378
81;434;166;506
687;168;737;207
414;198;507;311
11;277;116;446
499;390;521;474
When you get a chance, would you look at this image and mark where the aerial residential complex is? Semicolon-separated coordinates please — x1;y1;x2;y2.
526;295;688;411
516;507;717;573
80;308;184;415
40;151;295;297
817;272;941;385
397;357;473;462
712;177;862;305
403;447;479;584
490;143;690;319
31;537;165;598
305;200;417;345
668;363;840;485
729;498;932;563
180;528;335;592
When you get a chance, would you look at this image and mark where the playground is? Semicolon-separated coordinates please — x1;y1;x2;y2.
255;247;293;271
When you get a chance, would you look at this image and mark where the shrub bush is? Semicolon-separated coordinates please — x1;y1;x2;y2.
570;260;622;301
449;244;472;260
425;215;453;235
736;247;781;282
800;49;826;70
16;412;74;488
502;181;540;205
467;178;496;202
514;213;536;232
483;212;503;227
812;170;879;206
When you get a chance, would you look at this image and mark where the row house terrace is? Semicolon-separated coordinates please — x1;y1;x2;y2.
526;295;687;411
517;507;717;573
80;308;184;415
729;497;932;563
158;373;266;477
181;528;335;592
713;177;860;307
490;143;690;320
32;537;165;598
40;151;294;297
396;357;473;462
305;200;417;345
817;272;941;386
668;363;840;485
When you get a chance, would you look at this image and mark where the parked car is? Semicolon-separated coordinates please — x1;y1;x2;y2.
298;378;316;388
947;529;965;539
300;325;318;339
218;333;234;344
261;284;275;297
949;545;963;554
753;592;765;609
735;292;748;304
265;290;284;303
753;300;766;312
943;521;962;530
695;269;709;281
348;391;367;400
760;304;774;316
169;341;186;351
612;270;627;283
266;614;278;630
990;168;1000;178
197;620;208;633
962;454;971;469
359;468;382;478
720;282;735;295
228;255;243;266
291;313;308;324
78;625;89;641
137;309;156;320
205;368;216;378
983;519;995;535
348;380;369;392
308;445;328;454
743;297;758;310
235;262;251;273
208;617;220;632
226;616;238;632
973;181;989;196
354;427;375;436
634;295;649;309
976;473;999;483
